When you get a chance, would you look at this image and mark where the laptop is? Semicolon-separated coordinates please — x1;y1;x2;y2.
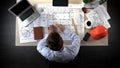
8;0;40;27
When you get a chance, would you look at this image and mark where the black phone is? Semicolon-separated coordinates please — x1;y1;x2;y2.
53;0;68;6
83;32;90;41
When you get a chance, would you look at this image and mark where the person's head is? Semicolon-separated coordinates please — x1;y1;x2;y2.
46;32;63;51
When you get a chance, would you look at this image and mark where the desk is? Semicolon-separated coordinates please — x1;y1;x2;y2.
16;0;108;46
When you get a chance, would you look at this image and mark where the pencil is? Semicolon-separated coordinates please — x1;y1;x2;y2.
71;18;78;35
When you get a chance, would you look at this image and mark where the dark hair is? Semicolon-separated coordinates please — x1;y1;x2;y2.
46;32;63;51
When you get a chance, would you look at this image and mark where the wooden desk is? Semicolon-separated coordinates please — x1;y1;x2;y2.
16;0;108;46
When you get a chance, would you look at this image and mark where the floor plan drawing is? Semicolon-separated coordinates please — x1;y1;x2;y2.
17;4;84;43
34;4;84;39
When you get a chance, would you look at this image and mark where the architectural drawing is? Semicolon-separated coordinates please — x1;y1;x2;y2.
17;18;36;43
34;4;84;39
18;4;84;43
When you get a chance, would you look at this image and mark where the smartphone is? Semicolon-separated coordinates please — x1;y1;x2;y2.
83;32;90;41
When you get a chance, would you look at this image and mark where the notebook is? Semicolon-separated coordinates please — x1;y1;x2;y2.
33;27;43;40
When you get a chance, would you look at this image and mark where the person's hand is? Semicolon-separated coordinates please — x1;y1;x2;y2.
55;24;65;32
48;25;57;34
82;7;90;13
48;25;54;34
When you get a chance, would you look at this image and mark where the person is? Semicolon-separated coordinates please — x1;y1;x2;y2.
37;24;81;63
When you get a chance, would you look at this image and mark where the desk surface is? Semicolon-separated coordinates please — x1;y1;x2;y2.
16;0;108;46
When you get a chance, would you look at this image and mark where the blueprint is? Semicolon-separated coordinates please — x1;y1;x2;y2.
34;4;84;40
18;4;84;43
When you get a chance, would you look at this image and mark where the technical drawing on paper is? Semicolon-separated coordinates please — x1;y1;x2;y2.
19;26;36;43
34;5;84;39
17;17;36;43
17;4;84;43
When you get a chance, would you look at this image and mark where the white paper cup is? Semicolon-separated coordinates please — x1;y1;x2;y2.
85;20;93;29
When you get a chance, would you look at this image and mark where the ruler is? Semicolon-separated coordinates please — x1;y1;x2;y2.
71;18;78;35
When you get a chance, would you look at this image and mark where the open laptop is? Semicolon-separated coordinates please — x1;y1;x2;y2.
8;0;40;27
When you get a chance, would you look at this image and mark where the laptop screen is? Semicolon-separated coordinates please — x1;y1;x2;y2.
9;0;30;16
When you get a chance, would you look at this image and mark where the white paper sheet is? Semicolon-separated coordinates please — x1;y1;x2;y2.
86;5;111;29
17;4;84;43
34;4;84;39
17;18;36;43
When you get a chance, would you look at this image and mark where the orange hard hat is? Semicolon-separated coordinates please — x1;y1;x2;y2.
90;26;108;40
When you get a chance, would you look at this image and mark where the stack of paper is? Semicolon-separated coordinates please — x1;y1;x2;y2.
85;5;111;29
